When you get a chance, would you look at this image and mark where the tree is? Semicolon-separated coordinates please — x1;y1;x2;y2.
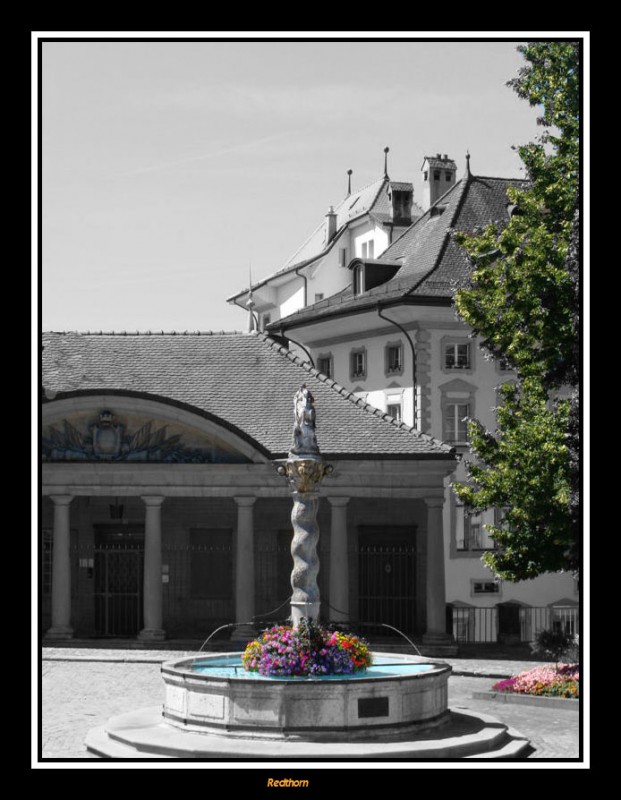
453;41;580;581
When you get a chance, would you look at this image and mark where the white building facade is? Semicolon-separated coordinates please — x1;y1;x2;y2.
230;154;579;646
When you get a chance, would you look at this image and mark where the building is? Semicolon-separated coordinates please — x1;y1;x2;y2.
42;330;457;649
227;150;423;333
229;153;579;645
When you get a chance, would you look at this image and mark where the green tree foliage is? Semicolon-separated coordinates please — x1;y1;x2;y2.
453;42;580;581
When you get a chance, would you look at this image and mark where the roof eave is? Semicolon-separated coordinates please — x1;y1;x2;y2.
267;293;453;334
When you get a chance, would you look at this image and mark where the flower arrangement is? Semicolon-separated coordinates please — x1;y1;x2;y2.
492;664;579;699
242;618;373;677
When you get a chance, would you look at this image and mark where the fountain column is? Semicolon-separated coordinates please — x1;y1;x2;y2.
231;496;257;643
328;497;350;622
139;495;166;642
278;385;332;627
45;494;74;640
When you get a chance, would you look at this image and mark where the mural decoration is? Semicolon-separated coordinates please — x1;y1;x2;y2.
42;409;245;464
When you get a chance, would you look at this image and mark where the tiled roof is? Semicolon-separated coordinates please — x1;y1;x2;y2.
388;182;414;192
423;156;457;170
41;331;454;460
227;175;423;302
270;173;527;330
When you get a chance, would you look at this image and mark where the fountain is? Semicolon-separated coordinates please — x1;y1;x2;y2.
85;386;531;759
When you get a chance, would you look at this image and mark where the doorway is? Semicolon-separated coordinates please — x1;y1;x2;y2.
94;525;144;636
357;526;417;636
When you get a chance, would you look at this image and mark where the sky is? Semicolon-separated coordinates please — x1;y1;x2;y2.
40;36;547;333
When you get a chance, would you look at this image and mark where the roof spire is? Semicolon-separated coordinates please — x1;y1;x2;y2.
247;264;256;332
465;150;471;178
347;169;353;197
383;146;390;179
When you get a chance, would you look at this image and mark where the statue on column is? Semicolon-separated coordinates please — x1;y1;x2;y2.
290;385;320;457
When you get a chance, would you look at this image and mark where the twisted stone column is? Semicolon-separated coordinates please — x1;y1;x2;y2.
290;486;321;625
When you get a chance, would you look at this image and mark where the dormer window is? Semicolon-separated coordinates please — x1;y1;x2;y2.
353;265;364;295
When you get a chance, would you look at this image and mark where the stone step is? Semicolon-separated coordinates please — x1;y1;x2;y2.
85;706;529;760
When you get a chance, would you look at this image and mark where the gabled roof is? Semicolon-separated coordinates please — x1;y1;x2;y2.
227;175;422;302
268;172;527;331
42;331;454;460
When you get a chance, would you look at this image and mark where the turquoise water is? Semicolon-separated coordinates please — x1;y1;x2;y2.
188;657;435;680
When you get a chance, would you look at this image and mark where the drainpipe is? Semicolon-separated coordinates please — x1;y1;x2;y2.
376;303;418;427
294;266;308;307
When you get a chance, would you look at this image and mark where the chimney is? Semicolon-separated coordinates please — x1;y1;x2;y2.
325;206;337;242
389;183;413;225
421;153;457;210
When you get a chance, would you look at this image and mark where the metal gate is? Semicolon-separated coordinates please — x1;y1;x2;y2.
94;526;144;636
358;533;417;635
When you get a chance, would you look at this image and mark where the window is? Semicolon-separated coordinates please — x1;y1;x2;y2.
440;378;476;446
339;248;347;267
314;293;324;303
423;170;428;181
385;342;403;375
444;402;469;443
190;529;233;599
472;580;500;596
434;170;440;181
353;265;364;295
350;348;367;380
261;313;271;329
445;171;452;181
386;401;402;421
361;242;367;258
444;342;471;370
367;240;374;259
317;353;333;379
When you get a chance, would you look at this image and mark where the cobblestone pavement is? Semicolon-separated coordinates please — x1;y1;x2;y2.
38;649;585;765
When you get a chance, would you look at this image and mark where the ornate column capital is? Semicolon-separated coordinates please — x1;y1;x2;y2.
277;458;333;493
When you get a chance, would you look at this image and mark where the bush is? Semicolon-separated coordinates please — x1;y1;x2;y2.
531;628;578;663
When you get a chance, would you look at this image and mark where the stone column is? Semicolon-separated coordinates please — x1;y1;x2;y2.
231;497;257;644
138;496;166;642
45;495;74;640
423;496;452;645
328;497;350;622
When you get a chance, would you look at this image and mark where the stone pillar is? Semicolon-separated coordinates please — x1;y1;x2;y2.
328;497;350;622
138;496;166;642
423;496;452;645
231;497;257;644
45;495;74;640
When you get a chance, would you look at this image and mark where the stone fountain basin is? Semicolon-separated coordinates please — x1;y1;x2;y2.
161;652;451;741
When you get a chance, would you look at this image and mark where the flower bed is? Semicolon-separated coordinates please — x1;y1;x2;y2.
492;664;579;699
242;619;373;677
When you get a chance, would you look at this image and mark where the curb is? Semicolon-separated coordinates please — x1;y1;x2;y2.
472;690;579;710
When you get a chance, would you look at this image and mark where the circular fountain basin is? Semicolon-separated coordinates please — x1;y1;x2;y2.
161;652;451;741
